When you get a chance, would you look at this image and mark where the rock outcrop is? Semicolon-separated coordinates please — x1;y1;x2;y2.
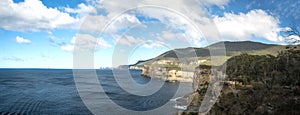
141;65;194;82
185;65;226;114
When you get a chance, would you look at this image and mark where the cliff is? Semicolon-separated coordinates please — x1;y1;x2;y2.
141;65;194;82
132;41;300;114
183;50;300;114
134;41;300;83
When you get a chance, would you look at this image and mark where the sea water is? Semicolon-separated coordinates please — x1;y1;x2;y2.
0;69;193;114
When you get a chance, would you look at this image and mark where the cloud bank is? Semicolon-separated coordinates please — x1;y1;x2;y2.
0;0;78;32
214;9;283;42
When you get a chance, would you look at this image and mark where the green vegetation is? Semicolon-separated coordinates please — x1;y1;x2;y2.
135;41;300;114
226;48;300;88
190;48;300;114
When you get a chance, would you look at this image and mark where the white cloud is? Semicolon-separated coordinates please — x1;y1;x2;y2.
79;13;145;38
97;0;229;18
97;37;113;48
132;8;198;46
16;36;31;44
158;31;181;40
0;0;77;32
116;35;166;48
214;9;284;42
65;3;97;15
197;0;230;7
142;41;164;48
80;0;230;44
105;14;145;34
79;15;108;33
0;0;231;35
286;35;300;44
155;30;192;44
61;44;74;52
288;35;300;40
117;36;144;46
61;34;112;52
283;27;293;32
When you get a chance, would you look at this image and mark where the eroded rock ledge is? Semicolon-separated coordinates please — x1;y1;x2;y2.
141;65;195;82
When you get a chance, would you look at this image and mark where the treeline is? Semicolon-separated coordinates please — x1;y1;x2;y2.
226;48;300;89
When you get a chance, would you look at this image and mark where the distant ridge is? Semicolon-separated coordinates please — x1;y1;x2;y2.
153;41;291;58
131;41;300;66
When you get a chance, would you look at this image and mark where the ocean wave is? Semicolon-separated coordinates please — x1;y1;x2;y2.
174;104;187;110
170;96;183;102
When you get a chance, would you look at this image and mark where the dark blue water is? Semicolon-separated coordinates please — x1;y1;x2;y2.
0;69;191;114
0;69;91;114
98;69;179;111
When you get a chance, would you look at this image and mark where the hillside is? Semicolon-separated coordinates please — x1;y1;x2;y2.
131;41;300;66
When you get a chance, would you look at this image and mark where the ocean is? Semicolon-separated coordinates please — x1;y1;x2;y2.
0;69;193;114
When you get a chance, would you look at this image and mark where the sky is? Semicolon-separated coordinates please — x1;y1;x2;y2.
0;0;300;68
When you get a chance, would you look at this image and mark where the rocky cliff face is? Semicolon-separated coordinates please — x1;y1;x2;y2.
192;65;212;91
141;65;194;82
184;65;226;114
141;64;226;114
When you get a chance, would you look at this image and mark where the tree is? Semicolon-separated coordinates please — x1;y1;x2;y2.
283;26;300;46
226;53;278;89
278;25;300;86
277;49;300;86
226;53;267;85
226;53;249;83
253;55;277;89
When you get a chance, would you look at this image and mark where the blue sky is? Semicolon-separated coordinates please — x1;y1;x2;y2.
0;0;299;68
